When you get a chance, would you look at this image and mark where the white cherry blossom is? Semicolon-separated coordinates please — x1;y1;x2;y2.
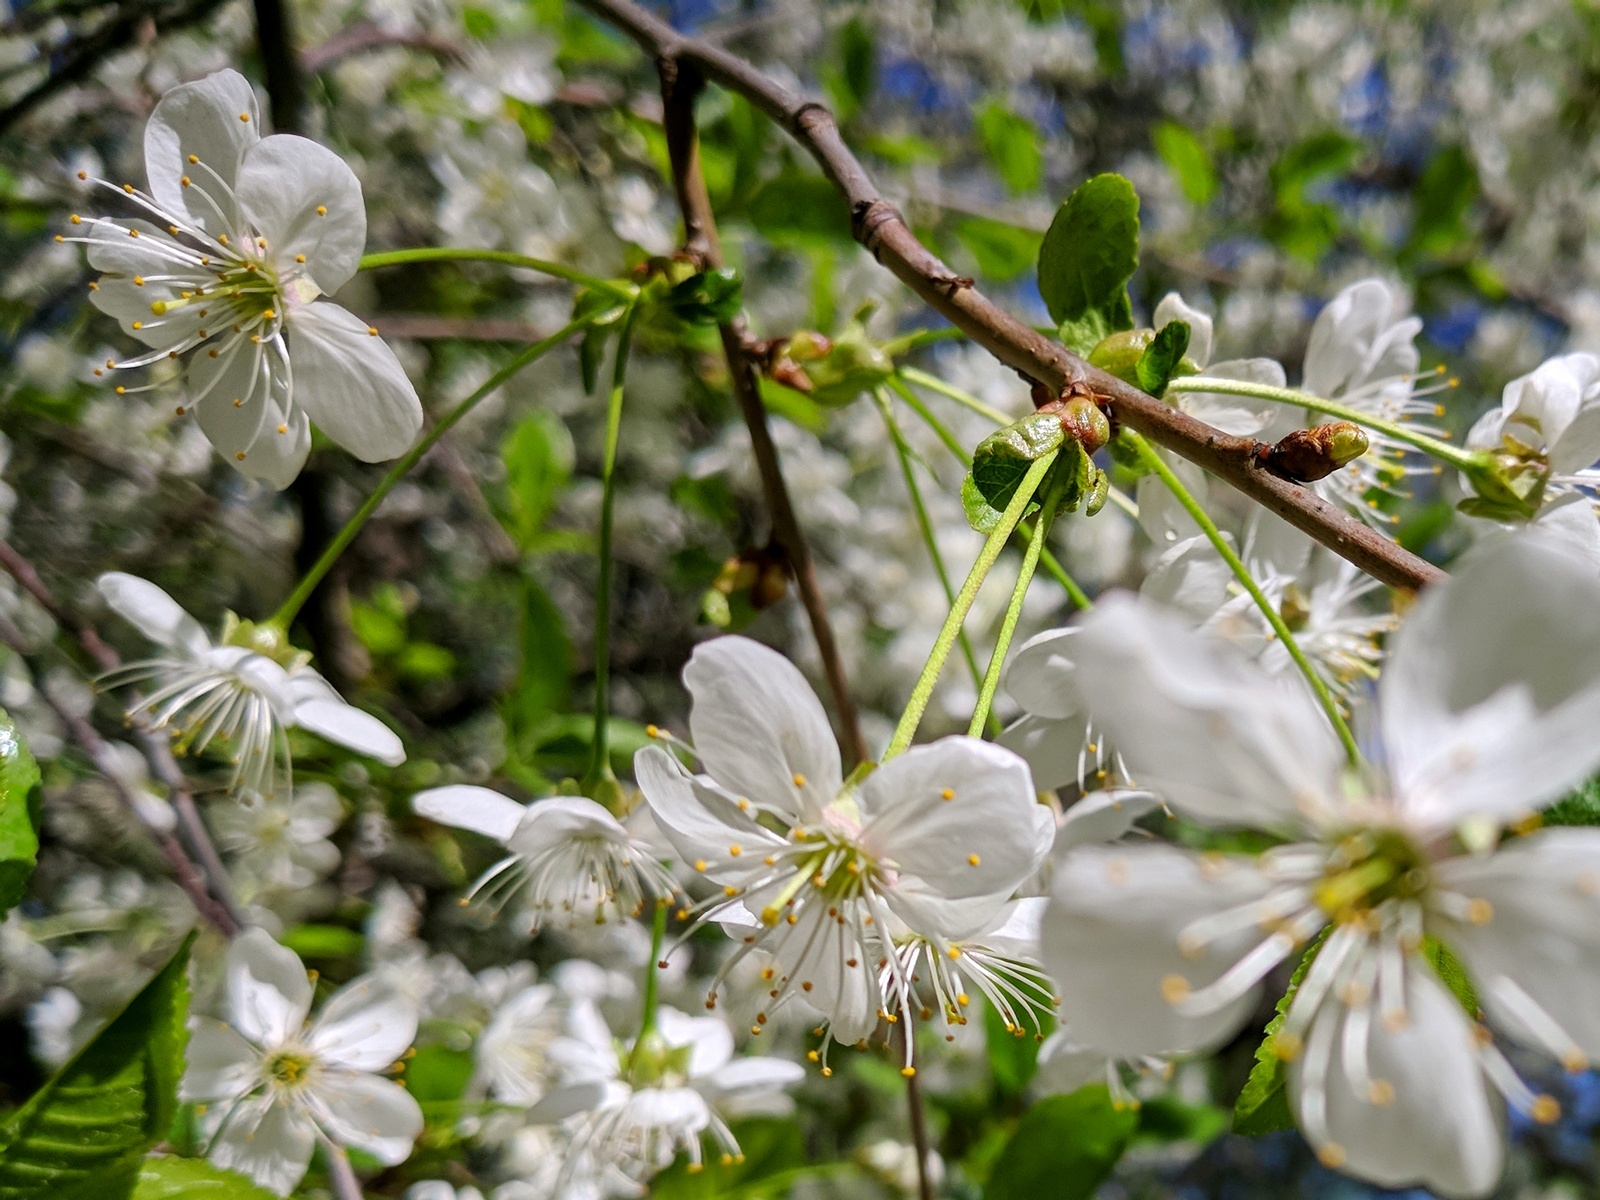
528;1004;803;1192
65;69;421;487
182;928;423;1194
97;572;404;796
410;786;677;930
1040;536;1600;1197
207;782;343;892
634;636;1052;1071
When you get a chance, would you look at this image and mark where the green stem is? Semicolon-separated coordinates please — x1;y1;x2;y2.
1122;429;1361;766
884;451;1058;760
270;317;592;629
968;467;1069;737
583;303;640;787
630;898;670;1066
881;326;969;358
1016;518;1091;610
1165;375;1483;472
873;390;992;726
891;378;1093;611
897;365;1012;425
359;247;633;298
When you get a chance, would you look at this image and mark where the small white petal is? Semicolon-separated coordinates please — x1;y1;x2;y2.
1152;292;1213;367
236;134;366;295
287;301;423;462
226;927;313;1047
306;972;418;1071
995;711;1091;793
684;636;842;820
143;68;261;237
293;697;405;765
1178;357;1286;436
412;785;526;843
209;1095;316;1196
656;1007;734;1078
311;1071;424;1166
96;572;209;657
1055;789;1162;853
1034;1030;1111;1095
1003;627;1083;720
181;1018;260;1102
507;795;630;857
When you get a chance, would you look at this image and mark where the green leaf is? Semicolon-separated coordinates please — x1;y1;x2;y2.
1152;121;1216;207
1406;144;1478;261
0;934;194;1200
130;1158;277;1199
972;414;1067;500
985;1000;1051;1095
962;473;1006;534
952;216;1043;282
1545;776;1600;826
821;17;875;121
666;269;743;326
984;1086;1138;1200
278;923;364;962
1423;936;1479;1017
1037;174;1140;334
499;409;575;551
1058;310;1114;359
0;711;40;918
977;101;1043;195
1233;927;1327;1137
1135;320;1191;396
404;1045;475;1105
646;1118;806;1199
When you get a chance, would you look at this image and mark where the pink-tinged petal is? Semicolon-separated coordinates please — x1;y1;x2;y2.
683;636;842;820
1044;843;1281;1058
226;927;312;1047
1289;968;1503;1199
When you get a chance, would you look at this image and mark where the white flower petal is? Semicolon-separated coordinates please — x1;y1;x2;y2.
1152;292;1213;367
526;1079;609;1124
1383;536;1600;829
226;927;313;1048
1302;279;1412;399
306;972;418;1071
1034;1030;1111;1095
1178;357;1286;436
1043;843;1279;1058
1055;789;1162;853
1068;594;1341;830
633;745;783;876
860;738;1051;937
209;1095;316;1196
656;1007;733;1078
1435;828;1600;1062
312;1070;424;1166
1003;627;1082;720
1140;534;1232;624
1289;968;1502;1199
293;697;405;765
412;784;526;843
181;1017;260;1102
143;68;261;238
702;1056;806;1095
188;338;274;464
96;572;209;657
507;796;630;857
236;134;366;295
287;301;423;462
683;636;843;820
995;711;1090;793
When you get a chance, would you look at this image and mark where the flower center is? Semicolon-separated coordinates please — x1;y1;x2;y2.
1313;827;1429;923
263;1048;316;1090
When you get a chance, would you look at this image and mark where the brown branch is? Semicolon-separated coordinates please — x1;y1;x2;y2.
657;58;868;768
0;539;243;931
301;20;466;73
574;0;1444;593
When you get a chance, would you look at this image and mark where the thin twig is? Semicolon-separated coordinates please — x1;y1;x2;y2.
0;612;238;936
0;539;244;928
301;20;466;73
656;56;868;766
573;0;1444;593
252;0;304;133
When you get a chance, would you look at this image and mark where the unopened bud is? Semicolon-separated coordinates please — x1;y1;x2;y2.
786;331;833;362
1258;422;1368;483
1086;329;1155;387
1058;394;1111;455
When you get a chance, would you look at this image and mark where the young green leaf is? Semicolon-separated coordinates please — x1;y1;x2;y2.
1152;121;1216;207
977;101;1044;195
1232;928;1326;1137
965;413;1069;530
130;1157;277;1199
984;1085;1139;1200
1037;174;1140;344
1135;320;1192;396
0;933;195;1200
0;711;40;918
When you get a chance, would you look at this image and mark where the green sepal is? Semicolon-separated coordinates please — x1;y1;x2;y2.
1135;320;1192;397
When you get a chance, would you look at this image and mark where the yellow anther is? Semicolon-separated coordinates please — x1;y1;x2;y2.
296;254;306;263
367;326;379;336
820;1066;832;1077
694;859;707;872
115;386;125;394
728;844;742;857
1564;1048;1590;1072
181;176;191;187
233;398;243;407
1316;1143;1347;1169
131;320;143;330
1367;1079;1395;1106
956;993;969;1006
900;1066;917;1078
941;788;955;801
723;885;738;897
235;451;246;461
1466;898;1493;925
277;424;288;435
239;112;250;122
967;854;981;867
947;946;961;959
1533;1095;1561;1124
262;309;276;320
175;406;186;415
316;205;327;216
122;183;134;193
77;170;88;180
128;228;140;238
1160;974;1191;1004
1272;1032;1303;1061
188;154;199;164
792;773;807;787
807;1050;819;1062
